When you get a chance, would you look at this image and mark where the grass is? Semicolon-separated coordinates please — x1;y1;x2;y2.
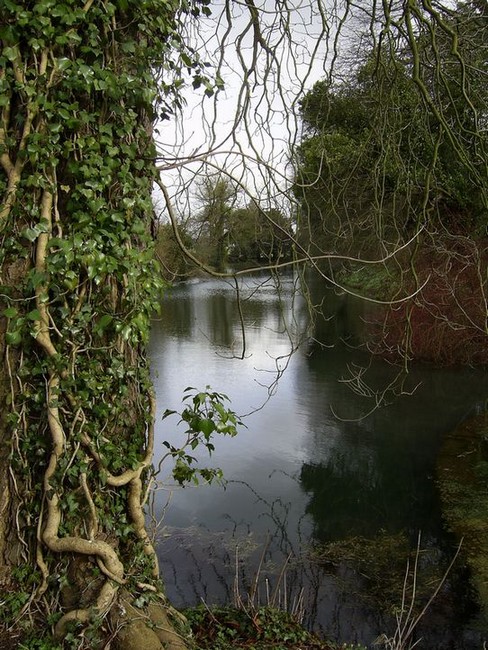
335;263;402;301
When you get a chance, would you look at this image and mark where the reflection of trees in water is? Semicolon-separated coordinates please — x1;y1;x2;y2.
304;276;369;349
155;275;308;358
296;286;488;545
207;293;236;347
154;291;195;340
299;447;443;543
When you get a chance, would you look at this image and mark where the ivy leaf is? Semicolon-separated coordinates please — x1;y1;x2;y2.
6;330;22;346
22;221;50;242
2;46;18;62
56;56;71;71
22;227;41;242
94;314;113;336
27;309;41;321
180;52;193;68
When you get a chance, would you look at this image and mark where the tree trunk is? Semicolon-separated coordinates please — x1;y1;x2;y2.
0;2;197;647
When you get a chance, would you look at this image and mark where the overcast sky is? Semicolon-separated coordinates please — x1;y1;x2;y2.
154;1;353;218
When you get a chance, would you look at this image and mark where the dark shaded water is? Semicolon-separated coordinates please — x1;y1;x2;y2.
148;273;488;648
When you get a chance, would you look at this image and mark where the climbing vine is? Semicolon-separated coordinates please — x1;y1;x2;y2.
0;1;220;647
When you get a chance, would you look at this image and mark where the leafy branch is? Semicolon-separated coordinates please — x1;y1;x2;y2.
160;386;243;486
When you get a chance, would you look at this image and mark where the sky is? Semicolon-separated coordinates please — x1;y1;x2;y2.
153;0;353;219
152;1;469;223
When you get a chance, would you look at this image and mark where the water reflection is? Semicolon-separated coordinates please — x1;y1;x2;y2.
149;272;488;648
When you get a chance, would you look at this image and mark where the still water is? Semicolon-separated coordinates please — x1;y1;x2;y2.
148;272;488;648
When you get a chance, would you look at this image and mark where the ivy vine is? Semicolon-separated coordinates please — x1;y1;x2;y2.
0;0;222;647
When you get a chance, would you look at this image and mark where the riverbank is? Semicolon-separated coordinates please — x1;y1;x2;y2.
184;605;364;650
336;236;488;366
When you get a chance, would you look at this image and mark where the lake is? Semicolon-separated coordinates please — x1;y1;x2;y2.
148;272;488;649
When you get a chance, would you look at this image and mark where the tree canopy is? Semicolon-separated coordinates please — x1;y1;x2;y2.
294;1;488;258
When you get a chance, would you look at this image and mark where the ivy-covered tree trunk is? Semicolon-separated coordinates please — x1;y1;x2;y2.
0;2;202;647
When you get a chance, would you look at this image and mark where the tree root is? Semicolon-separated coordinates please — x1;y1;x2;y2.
32;182;165;643
39;367;161;641
110;590;189;650
41;370;125;638
128;475;159;577
80;392;161;577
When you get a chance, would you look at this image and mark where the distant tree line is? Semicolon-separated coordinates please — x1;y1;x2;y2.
156;175;294;280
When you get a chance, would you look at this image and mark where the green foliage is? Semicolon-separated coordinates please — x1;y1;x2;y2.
185;605;330;650
162;386;243;486
294;4;488;258
155;221;195;282
192;175;237;272
335;264;402;301
172;174;294;273
227;204;293;266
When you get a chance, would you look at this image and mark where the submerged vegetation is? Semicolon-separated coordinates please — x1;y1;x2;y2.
438;411;488;629
308;532;442;613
